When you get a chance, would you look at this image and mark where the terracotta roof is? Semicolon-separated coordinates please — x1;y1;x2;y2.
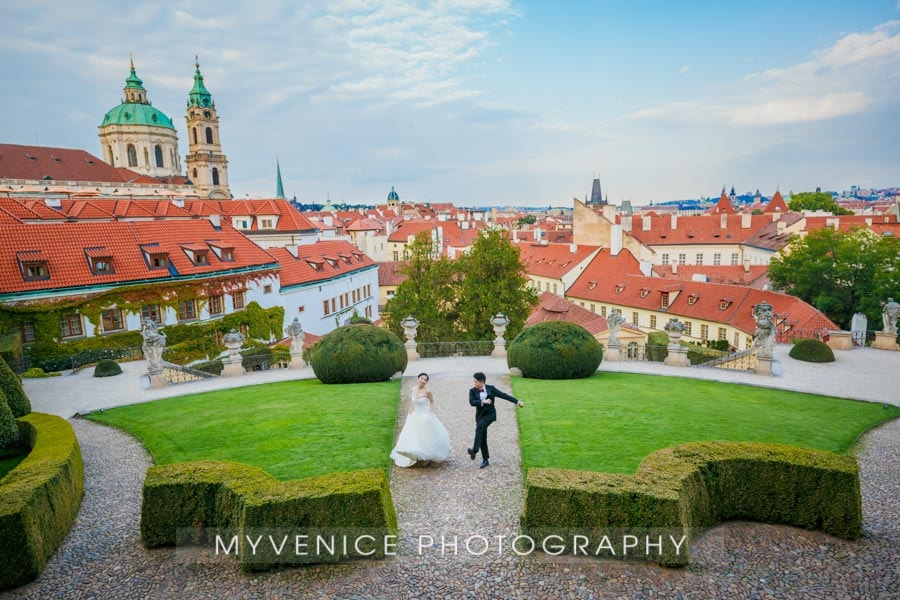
526;291;643;337
709;192;736;214
629;213;771;245
0;143;143;183
651;264;771;289
517;242;600;278
742;212;804;251
0;220;278;298
764;190;789;213
269;240;376;289
387;220;436;242
346;217;384;232
376;261;407;286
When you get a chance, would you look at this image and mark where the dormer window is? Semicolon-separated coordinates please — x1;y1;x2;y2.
588;280;598;290
260;218;275;229
150;254;168;269
181;244;210;266
207;242;235;262
660;292;670;308
688;294;699;305
615;283;625;294
17;251;50;282
640;288;650;298
720;299;733;310
306;260;323;271
86;248;114;275
195;252;209;265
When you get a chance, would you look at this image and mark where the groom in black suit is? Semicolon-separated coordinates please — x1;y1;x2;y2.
467;372;523;468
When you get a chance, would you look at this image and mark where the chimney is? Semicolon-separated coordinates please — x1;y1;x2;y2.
602;204;616;222
642;216;651;231
512;229;518;242
671;262;678;274
720;213;728;229
776;220;786;233
569;243;578;254
741;213;751;229
209;214;221;229
670;214;678;230
743;258;750;273
771;212;781;222
610;224;623;256
621;215;633;232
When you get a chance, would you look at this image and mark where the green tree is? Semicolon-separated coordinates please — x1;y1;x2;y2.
385;232;460;341
768;227;900;329
788;191;852;215
455;229;538;341
516;215;537;227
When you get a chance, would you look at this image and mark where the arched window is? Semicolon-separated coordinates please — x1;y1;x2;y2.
106;145;114;164
192;127;198;144
154;145;164;167
192;168;198;179
212;168;220;185
205;127;213;144
143;147;149;166
126;144;137;167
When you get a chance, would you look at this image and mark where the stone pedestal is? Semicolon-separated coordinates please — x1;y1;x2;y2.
289;353;307;369
147;371;167;389
604;343;622;362
490;313;510;358
222;355;245;377
664;346;689;367
825;331;853;351
872;331;900;351
755;356;773;376
401;316;419;362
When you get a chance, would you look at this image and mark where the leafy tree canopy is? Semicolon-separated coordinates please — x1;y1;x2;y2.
768;227;899;330
788;191;852;215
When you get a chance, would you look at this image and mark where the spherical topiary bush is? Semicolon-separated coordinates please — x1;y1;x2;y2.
788;338;835;363
311;324;407;384
93;359;123;378
507;321;603;379
0;355;31;417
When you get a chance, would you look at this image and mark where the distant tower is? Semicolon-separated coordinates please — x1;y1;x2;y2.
588;177;607;205
729;185;737;204
275;158;286;199
387;185;400;211
184;58;230;199
99;57;181;178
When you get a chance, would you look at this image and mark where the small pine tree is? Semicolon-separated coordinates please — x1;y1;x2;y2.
0;356;31;417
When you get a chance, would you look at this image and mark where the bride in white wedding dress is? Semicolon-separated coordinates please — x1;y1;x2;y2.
390;373;452;467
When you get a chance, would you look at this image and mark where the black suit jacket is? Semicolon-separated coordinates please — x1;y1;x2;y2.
469;384;518;420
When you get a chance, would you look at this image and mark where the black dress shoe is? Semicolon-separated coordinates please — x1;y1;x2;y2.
480;459;490;469
467;448;476;460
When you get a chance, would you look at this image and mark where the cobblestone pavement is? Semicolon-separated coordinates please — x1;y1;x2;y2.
4;376;898;599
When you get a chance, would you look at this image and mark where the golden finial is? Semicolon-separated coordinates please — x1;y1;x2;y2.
130;52;134;70
195;54;199;70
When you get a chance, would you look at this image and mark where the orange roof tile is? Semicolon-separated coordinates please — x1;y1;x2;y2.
269;240;376;288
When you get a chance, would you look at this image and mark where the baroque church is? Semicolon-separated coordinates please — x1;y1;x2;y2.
97;58;230;198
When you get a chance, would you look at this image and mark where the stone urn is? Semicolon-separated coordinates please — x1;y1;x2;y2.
400;315;420;361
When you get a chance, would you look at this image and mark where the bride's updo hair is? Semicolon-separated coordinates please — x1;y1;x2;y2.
417;372;429;381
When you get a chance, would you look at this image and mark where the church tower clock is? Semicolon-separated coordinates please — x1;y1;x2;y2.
184;58;230;199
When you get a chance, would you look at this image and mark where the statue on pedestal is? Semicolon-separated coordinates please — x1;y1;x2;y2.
607;308;625;347
882;298;900;334
752;301;776;359
140;318;167;372
285;317;305;354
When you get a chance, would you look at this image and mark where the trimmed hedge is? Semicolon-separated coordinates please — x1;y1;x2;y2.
93;359;123;378
789;338;835;363
521;441;861;567
141;462;398;571
0;395;16;449
311;324;407;384
507;321;603;379
0;357;30;418
21;368;61;379
0;413;85;589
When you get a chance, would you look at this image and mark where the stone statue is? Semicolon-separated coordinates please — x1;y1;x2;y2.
882;297;900;334
285;317;305;354
140;318;167;371
751;301;776;359
607;308;625;347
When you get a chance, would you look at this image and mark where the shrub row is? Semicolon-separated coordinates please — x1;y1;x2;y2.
141;462;398;571
0;413;85;589
521;441;861;567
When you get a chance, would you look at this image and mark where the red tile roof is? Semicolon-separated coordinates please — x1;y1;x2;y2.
526;291;643;336
0;143;143;183
387;220;436;242
709;192;736;214
764;190;789;213
651;264;771;289
0;220;278;297
376;261;407;286
269;240;376;288
629;213;772;245
517;242;600;278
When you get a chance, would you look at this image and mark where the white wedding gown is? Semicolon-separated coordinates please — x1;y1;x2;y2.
390;391;452;467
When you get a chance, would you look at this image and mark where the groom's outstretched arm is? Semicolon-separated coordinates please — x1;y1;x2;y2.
490;385;519;404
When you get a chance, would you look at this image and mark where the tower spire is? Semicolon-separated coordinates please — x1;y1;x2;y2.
275;157;286;199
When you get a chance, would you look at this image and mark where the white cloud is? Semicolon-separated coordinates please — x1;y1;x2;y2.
679;65;690;74
726;92;870;126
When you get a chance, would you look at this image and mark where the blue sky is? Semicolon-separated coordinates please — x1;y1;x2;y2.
1;1;899;206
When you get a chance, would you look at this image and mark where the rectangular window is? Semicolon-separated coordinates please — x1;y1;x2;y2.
650;315;657;329
340;294;346;309
195;252;209;265
700;324;709;340
232;290;245;310
678;253;686;265
19;322;35;344
101;308;125;332
177;299;197;321
141;304;162;324
263;284;272;294
713;253;721;266
298;306;305;313
718;327;727;340
150;255;168;269
331;298;336;313
23;262;49;280
661;292;669;308
92;259;114;275
552;283;558;294
208;295;224;315
260;218;274;229
661;254;669;265
392;251;399;261
694;253;703;265
733;332;740;348
590;304;595;313
601;306;607;317
323;300;330;315
684;321;692;336
60;313;84;338
731;253;739;266
365;305;373;318
632;312;639;326
221;249;234;262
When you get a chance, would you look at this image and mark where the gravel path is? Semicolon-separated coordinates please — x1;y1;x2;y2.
3;384;898;599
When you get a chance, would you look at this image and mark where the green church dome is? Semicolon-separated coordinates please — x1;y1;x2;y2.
101;103;175;129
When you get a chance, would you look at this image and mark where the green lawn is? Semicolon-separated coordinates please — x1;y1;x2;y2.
513;372;898;474
86;379;400;480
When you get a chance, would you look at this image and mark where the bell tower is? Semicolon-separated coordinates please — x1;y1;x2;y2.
184;58;230;199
